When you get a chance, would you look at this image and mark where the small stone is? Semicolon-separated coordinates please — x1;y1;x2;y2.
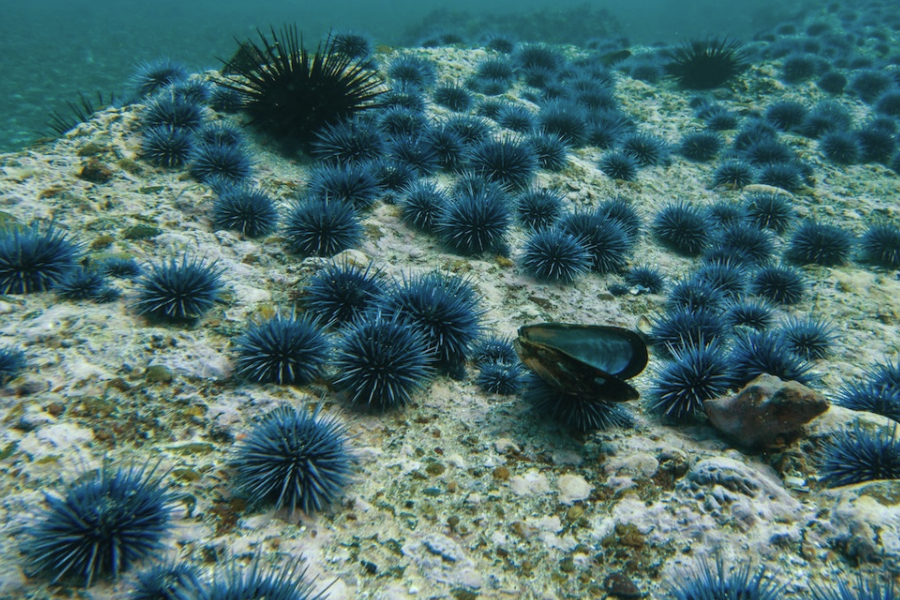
492;466;510;481
604;572;643;599
508;468;550;496
493;438;519;454
704;373;828;449
557;474;592;505
425;461;446;476
78;158;113;184
124;224;162;240
145;364;174;384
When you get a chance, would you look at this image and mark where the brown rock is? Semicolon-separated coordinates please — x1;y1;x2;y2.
704;373;828;449
604;572;643;599
78;158;113;184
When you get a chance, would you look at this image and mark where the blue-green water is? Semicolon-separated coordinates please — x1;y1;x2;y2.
0;0;792;153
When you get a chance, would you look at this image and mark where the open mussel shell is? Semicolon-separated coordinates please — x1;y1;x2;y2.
514;323;648;401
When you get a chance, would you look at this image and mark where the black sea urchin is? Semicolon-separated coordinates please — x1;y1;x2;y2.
665;37;748;90
224;26;383;151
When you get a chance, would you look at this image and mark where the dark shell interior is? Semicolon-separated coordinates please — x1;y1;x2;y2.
516;323;648;380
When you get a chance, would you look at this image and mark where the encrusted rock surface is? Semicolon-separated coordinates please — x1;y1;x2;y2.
704;374;829;449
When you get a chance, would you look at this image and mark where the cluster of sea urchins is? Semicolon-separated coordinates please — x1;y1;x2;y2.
13;3;900;592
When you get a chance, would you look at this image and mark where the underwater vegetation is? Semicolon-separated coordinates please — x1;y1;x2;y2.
223;26;383;151
231;404;353;513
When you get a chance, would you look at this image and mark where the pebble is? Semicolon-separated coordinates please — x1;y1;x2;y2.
509;468;550;496
604;572;643;599
557;474;592;505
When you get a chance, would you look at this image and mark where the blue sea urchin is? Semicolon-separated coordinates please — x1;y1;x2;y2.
231;404;353;512
0;345;25;384
477;362;524;396
333;312;434;409
665;37;749;90
132;256;222;323
465;137;538;191
728;330;813;387
437;182;511;255
786;220;854;266
776;315;835;360
212;186;279;238
22;461;176;587
379;271;483;374
0;222;81;295
648;342;732;420
129;562;204;600
751;264;806;305
559;210;631;274
859;222;900;269
234;313;329;385
652;201;711;256
206;556;319;600
304;260;384;325
284;198;363;258
140;125;194;168
522;373;634;432
189;142;252;184
521;228;591;284
667;556;782;600
819;422;900;487
598;151;639;182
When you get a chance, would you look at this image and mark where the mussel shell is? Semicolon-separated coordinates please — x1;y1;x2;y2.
514;323;648;402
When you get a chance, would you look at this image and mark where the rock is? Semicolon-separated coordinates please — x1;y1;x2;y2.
557;474;592;505
704;373;828;449
78;158;113;184
508;468;550;496
604;572;643;599
824;480;900;565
